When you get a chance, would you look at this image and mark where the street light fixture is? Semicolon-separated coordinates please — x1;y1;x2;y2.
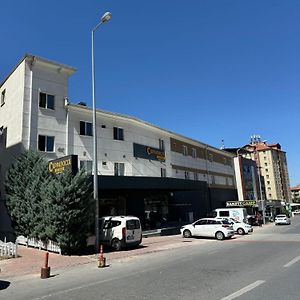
92;11;112;252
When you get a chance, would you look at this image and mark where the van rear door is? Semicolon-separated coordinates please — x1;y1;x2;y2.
126;219;142;244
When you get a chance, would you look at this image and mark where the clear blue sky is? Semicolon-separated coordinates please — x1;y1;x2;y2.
1;1;299;186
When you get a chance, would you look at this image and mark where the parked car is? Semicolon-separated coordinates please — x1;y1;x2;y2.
216;217;253;235
274;214;291;225
293;210;300;215
180;218;235;240
99;216;142;251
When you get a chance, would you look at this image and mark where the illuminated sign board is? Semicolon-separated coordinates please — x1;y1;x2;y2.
133;143;165;162
48;155;78;174
226;200;257;207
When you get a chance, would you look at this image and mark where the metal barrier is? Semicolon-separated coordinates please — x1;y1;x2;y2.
0;239;17;257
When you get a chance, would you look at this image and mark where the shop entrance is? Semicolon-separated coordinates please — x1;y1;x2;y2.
144;194;169;230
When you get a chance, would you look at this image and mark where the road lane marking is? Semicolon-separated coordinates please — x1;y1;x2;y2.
220;280;265;300
284;254;300;268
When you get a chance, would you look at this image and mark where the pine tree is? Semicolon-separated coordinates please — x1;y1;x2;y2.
5;150;93;254
5;150;50;237
41;169;93;254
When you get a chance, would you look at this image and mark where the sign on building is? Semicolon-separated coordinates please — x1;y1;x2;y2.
48;155;78;175
226;200;257;207
133;143;165;162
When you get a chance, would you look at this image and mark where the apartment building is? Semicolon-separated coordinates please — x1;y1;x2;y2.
244;136;292;203
291;185;300;202
0;54;237;239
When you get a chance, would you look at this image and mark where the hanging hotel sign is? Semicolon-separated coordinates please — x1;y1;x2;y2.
133;143;165;162
48;155;78;174
226;200;257;207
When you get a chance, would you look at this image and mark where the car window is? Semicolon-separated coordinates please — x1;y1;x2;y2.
207;220;219;225
126;219;140;230
220;219;231;225
103;220;121;229
194;219;207;226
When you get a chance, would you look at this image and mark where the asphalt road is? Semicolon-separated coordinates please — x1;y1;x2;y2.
3;217;300;300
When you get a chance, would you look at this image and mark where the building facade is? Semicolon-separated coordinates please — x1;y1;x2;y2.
240;136;292;204
291;185;300;202
0;54;237;239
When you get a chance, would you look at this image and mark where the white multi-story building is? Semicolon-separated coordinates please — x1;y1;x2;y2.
0;54;237;239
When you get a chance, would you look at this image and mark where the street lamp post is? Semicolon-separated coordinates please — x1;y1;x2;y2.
92;11;112;252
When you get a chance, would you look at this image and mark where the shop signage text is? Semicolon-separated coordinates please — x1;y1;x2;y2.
133;143;165;162
226;200;257;207
48;155;78;174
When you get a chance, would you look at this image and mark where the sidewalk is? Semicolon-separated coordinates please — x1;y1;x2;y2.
0;234;199;280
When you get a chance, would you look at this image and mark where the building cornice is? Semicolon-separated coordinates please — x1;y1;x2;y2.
0;54;76;88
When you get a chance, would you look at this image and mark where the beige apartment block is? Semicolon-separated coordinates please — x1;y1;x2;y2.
291;185;300;202
245;137;291;203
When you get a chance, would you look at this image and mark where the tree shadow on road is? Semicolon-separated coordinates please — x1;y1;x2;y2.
0;280;10;290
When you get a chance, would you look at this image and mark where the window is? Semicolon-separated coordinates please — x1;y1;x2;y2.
264;163;268;166
265;168;268;172
183;145;188;156
1;89;6;106
194;219;207;226
207;219;218;225
80;160;92;174
114;162;125;176
80;121;92;136
194;173;198;180
219;211;230;217
192;148;197;158
159;139;165;151
126;219;140;230
161;168;166;177
209;154;213;162
184;171;189;179
113;127;124;140
103;220;121;229
39;92;55;110
38;135;54;152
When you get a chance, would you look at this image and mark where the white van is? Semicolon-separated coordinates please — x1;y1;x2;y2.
213;208;248;223
99;216;142;251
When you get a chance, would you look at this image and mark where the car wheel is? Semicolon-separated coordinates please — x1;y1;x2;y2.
111;238;122;251
237;228;245;235
215;231;225;241
183;229;192;238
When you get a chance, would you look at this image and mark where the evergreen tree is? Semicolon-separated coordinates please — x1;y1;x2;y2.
5;150;50;237
5;150;93;254
41;169;93;254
